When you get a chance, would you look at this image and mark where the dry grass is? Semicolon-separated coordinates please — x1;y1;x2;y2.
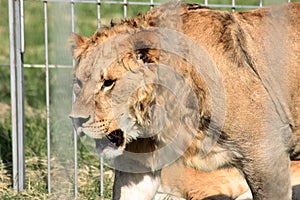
0;157;114;199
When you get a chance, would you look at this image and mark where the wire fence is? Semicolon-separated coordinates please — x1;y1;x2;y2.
6;0;294;197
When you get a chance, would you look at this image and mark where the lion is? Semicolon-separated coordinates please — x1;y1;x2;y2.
69;2;300;199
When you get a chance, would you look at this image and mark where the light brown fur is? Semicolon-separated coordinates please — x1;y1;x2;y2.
70;2;300;199
160;160;300;200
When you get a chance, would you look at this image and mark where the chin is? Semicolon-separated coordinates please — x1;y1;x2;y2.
95;137;125;159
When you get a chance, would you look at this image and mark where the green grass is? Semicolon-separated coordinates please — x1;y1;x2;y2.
0;1;9;65
0;0;299;198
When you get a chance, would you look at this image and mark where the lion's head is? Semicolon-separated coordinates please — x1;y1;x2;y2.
69;28;164;151
69;24;208;166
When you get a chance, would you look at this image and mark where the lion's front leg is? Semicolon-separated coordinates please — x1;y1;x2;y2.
241;140;292;200
113;170;161;200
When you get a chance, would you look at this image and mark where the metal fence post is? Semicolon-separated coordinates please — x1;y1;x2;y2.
43;0;51;194
232;0;235;12
95;2;105;196
70;0;79;197
8;0;25;192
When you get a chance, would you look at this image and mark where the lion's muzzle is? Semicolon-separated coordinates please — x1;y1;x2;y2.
70;114;126;148
69;115;91;137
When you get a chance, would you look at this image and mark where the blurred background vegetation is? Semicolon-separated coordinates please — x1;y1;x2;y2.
0;0;299;199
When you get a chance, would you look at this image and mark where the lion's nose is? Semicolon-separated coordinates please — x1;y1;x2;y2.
69;115;90;129
69;115;91;137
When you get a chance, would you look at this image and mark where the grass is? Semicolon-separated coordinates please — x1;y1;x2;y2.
0;0;299;199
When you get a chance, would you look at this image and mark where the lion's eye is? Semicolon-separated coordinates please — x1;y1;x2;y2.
103;79;115;88
73;78;83;95
73;78;82;88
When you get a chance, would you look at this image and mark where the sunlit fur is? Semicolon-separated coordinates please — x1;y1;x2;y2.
70;2;300;199
159;160;300;199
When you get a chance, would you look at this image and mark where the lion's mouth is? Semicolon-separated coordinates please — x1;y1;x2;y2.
106;129;125;147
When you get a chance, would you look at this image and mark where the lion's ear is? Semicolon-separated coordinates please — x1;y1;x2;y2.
133;31;160;63
69;32;88;59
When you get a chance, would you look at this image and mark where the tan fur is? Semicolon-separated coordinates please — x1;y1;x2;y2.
160;160;300;200
70;2;300;199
